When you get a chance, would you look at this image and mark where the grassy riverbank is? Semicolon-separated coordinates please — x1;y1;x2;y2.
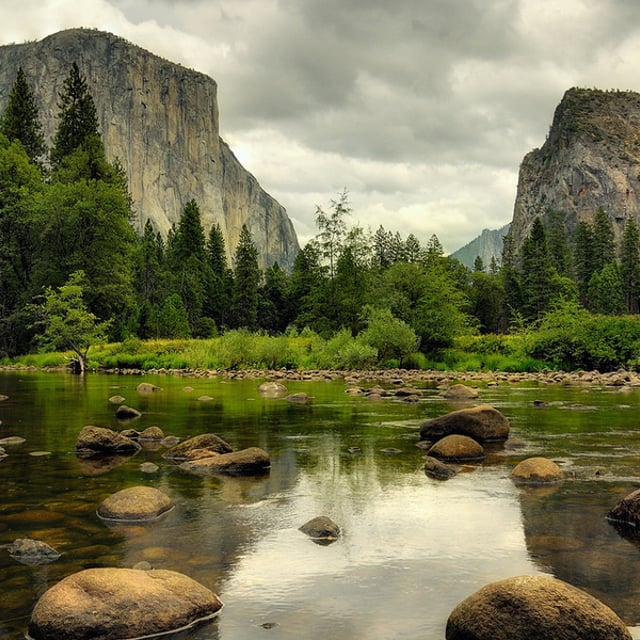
0;330;550;374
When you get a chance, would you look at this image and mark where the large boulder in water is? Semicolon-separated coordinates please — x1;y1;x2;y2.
441;383;479;399
180;447;270;476
27;567;223;640
97;486;174;522
446;574;632;640
420;404;510;443
75;426;141;457
427;434;484;462
511;457;564;485
163;433;233;462
608;488;640;528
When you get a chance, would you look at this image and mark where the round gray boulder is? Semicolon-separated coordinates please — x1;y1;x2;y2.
446;574;632;640
97;486;173;522
27;567;223;640
441;383;479;399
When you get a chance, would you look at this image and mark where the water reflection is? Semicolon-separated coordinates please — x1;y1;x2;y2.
2;373;640;638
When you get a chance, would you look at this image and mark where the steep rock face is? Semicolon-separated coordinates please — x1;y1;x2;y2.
0;29;299;269
509;87;640;251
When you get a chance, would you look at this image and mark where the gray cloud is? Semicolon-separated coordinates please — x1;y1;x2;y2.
3;0;640;251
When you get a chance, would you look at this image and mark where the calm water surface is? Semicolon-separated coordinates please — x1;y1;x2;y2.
2;371;640;639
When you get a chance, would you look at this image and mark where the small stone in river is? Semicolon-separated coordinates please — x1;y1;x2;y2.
29;451;52;457
7;538;60;565
0;436;26;446
139;462;159;474
197;395;214;402
115;405;142;419
299;516;341;540
108;395;126;404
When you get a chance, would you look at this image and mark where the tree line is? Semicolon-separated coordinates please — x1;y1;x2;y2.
2;63;640;370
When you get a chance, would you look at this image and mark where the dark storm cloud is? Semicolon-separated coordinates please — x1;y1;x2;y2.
5;0;640;249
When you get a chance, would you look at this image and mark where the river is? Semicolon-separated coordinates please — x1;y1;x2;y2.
1;371;640;639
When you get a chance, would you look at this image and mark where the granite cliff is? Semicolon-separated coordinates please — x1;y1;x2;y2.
509;87;640;252
0;29;299;269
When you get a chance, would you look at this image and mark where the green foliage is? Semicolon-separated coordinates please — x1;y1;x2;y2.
29;270;111;373
525;300;640;371
359;306;418;364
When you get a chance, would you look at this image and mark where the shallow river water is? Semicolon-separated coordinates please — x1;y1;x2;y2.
2;371;640;639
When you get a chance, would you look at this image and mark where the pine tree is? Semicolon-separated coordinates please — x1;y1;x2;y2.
500;231;522;323
259;262;291;333
50;62;99;167
588;263;625;315
232;224;261;329
546;211;573;277
372;225;393;269
166;199;208;333
620;218;640;313
0;67;45;164
520;217;556;320
573;220;595;305
204;222;232;328
592;207;616;272
404;234;422;263
473;256;485;272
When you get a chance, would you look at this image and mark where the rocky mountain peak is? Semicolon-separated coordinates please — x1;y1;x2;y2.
508;87;640;252
0;28;299;269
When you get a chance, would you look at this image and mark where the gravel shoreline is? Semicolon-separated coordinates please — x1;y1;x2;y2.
3;365;638;387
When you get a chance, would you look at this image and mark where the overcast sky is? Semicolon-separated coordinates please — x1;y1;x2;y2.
2;0;640;251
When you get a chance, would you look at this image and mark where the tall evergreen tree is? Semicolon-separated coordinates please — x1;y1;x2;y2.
372;225;393;269
0;67;45;165
546;211;573;277
500;232;521;323
592;207;616;272
259;262;292;334
50;62;99;167
588;262;625;315
404;234;422;263
232;224;261;330
519;217;556;321
573;220;595;305
204;222;232;329
166;199;208;334
289;240;327;332
621;217;640;313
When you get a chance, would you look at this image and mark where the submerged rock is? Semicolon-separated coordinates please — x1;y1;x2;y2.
0;436;26;446
299;516;341;540
7;538;60;565
424;456;457;480
139;426;165;441
97;486;173;522
115;404;142;420
163;433;233;462
420;404;510;443
27;567;223;640
258;381;288;398
446;574;632;640
75;426;141;457
137;382;162;394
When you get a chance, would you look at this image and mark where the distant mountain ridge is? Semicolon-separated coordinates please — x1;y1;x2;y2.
0;29;299;269
450;224;509;269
